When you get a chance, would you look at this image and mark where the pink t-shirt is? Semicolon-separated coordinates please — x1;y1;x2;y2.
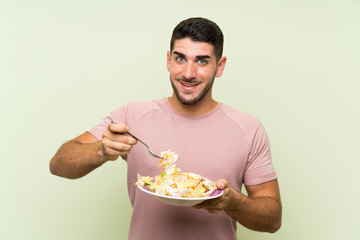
89;98;277;240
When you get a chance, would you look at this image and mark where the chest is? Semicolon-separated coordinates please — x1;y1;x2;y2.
127;115;250;192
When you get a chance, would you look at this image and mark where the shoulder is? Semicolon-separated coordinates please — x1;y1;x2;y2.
123;99;162;112
219;104;263;130
218;104;269;145
112;98;164;126
88;99;166;141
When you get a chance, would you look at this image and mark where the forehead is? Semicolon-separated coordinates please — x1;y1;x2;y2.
172;38;215;58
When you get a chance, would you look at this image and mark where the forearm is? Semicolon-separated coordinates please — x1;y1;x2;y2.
50;140;106;179
225;189;282;233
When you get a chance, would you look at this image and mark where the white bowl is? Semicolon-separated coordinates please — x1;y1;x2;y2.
137;184;223;206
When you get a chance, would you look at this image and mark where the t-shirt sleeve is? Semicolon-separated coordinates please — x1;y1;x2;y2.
87;105;127;141
243;120;277;186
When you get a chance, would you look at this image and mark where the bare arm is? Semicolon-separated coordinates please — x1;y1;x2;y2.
193;179;282;233
49;122;137;179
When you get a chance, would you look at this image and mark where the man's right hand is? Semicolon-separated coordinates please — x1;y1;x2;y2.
50;121;138;179
101;122;138;160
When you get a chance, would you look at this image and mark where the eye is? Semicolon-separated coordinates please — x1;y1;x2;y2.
176;57;185;62
198;59;207;64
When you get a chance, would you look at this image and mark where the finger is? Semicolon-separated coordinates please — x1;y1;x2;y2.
103;128;137;146
193;198;219;209
216;179;229;190
112;134;137;145
124;133;138;145
208;209;222;214
102;147;122;160
109;122;138;145
103;137;135;152
193;202;222;212
109;121;128;134
102;140;134;160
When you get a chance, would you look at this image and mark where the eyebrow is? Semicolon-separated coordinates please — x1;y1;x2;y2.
173;51;212;60
173;51;185;58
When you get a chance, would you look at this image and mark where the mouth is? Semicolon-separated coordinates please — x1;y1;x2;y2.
178;79;201;88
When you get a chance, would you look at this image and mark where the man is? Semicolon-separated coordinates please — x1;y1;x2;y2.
50;17;282;239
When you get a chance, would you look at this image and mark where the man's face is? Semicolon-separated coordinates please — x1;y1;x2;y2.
167;38;225;106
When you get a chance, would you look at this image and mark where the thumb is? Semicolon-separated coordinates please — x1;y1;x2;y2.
110;121;128;133
216;179;229;190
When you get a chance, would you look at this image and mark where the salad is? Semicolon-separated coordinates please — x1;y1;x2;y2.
135;150;217;198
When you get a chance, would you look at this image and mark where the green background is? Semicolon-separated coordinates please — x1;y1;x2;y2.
1;0;359;239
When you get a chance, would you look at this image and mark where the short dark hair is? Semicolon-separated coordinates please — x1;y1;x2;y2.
170;17;224;61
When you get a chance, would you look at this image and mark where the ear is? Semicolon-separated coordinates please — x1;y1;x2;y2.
215;56;227;77
166;51;171;72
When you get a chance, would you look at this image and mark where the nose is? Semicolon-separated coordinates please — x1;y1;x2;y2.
183;62;197;80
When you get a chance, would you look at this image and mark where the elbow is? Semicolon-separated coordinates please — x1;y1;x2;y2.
49;158;58;176
49;158;84;179
49;165;76;179
49;158;71;179
268;215;282;233
269;200;282;233
49;158;64;177
268;221;281;233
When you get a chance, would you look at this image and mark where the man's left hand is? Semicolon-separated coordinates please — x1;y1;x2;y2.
192;179;232;213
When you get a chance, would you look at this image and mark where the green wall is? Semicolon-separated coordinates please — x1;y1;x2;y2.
1;0;359;239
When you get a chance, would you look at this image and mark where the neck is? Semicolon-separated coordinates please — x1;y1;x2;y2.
168;95;218;116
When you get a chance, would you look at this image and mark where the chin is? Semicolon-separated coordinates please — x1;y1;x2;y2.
177;94;205;105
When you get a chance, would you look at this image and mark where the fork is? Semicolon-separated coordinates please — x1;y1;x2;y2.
111;121;162;159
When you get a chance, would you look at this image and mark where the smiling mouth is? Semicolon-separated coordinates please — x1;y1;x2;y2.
181;82;200;87
178;79;201;87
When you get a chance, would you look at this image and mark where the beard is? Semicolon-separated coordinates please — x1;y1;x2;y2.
170;75;215;105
